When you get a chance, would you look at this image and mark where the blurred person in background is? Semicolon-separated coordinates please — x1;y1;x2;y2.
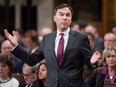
15;29;25;48
0;54;19;87
71;20;87;33
85;24;104;53
111;21;116;35
38;27;52;42
23;29;39;53
0;40;24;74
104;32;116;48
82;45;116;87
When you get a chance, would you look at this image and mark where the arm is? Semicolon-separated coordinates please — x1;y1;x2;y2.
81;35;101;69
4;29;44;66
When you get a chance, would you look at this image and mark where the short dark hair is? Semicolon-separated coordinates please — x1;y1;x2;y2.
111;21;116;28
71;20;87;30
54;4;73;16
0;54;14;77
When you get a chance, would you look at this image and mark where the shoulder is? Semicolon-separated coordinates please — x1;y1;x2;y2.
10;77;19;84
70;29;88;38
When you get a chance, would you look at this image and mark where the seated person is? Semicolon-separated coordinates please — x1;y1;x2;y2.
0;54;19;87
19;63;39;87
37;60;47;87
83;45;116;87
0;40;24;74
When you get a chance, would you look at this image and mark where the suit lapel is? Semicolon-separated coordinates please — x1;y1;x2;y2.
60;29;76;66
50;32;59;66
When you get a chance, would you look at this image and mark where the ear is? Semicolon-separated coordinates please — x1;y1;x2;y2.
53;16;56;22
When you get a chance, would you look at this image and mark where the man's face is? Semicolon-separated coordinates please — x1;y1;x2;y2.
54;7;72;31
23;67;33;85
104;34;116;48
1;40;13;55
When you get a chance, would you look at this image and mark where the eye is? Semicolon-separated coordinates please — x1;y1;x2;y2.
66;13;71;17
59;13;63;16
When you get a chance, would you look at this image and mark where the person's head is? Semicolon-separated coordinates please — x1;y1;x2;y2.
104;33;116;48
24;30;38;50
22;64;37;85
71;20;87;33
15;29;24;40
111;22;116;35
85;24;98;37
38;27;52;41
102;45;116;68
38;61;47;83
1;40;13;55
53;4;73;32
0;54;14;79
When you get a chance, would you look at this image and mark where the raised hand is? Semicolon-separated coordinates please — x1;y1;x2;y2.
4;29;18;47
90;51;101;64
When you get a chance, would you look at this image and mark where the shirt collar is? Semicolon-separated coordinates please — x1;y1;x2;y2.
57;27;70;36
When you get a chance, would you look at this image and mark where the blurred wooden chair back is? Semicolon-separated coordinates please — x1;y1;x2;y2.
105;83;116;87
12;73;24;82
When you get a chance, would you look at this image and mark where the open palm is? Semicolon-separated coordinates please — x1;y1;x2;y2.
4;29;18;47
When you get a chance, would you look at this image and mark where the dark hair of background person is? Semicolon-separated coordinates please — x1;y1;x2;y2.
71;20;87;30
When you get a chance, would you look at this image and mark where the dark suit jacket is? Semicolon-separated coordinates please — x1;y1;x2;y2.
12;29;94;87
19;79;41;87
82;67;106;87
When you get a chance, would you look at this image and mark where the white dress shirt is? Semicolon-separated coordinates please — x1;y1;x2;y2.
55;27;70;56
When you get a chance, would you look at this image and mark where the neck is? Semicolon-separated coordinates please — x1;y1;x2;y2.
1;75;10;80
108;66;116;77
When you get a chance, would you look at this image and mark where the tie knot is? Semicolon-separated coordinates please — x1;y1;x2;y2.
60;33;64;36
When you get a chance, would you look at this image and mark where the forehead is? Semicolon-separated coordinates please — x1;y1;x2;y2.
104;34;116;40
1;41;12;47
39;64;46;69
56;7;71;14
0;63;7;66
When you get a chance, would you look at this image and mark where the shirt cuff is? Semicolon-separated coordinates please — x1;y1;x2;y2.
91;64;96;68
11;43;18;51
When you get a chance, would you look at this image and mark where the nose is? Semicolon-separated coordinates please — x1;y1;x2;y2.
62;15;67;20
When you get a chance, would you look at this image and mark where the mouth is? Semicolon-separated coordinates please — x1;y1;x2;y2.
61;22;68;25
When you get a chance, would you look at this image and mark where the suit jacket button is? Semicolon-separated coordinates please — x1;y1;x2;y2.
56;78;58;81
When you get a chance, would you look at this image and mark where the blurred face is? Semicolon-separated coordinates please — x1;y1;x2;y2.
38;64;47;81
106;51;116;67
24;37;33;49
0;63;10;79
104;34;116;48
1;40;13;55
112;27;116;35
72;25;80;32
85;26;95;34
54;7;72;32
23;67;34;85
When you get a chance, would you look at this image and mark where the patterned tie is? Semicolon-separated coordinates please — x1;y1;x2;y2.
57;33;64;63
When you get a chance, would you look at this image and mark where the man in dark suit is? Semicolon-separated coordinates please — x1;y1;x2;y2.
4;4;101;87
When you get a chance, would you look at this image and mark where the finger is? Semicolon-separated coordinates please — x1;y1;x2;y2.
12;31;16;36
4;29;9;39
